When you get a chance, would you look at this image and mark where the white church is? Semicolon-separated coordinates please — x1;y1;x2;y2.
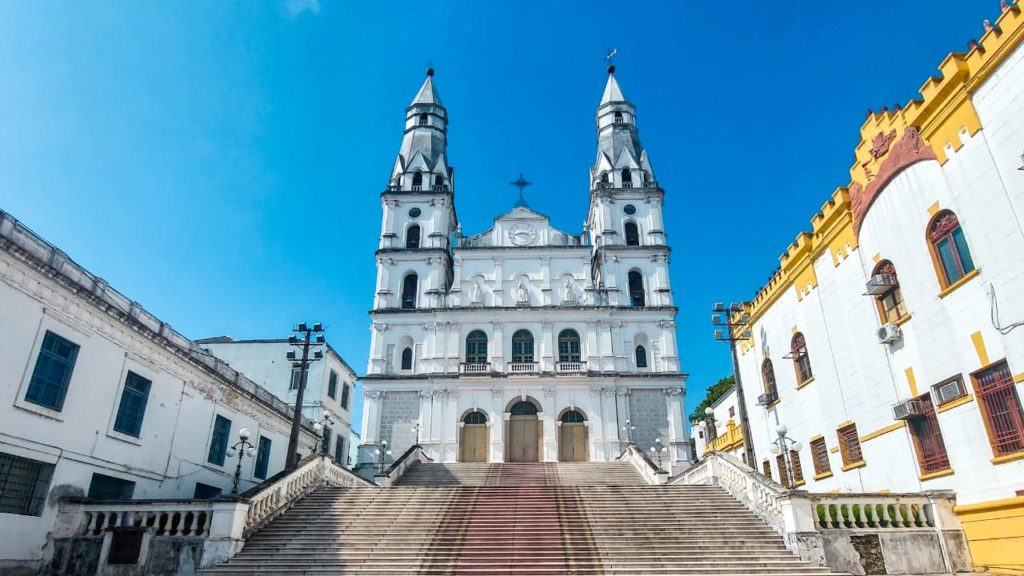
358;66;691;474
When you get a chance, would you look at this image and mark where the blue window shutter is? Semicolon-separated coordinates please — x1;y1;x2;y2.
208;415;231;466
254;436;271;480
25;331;80;411
113;372;152;437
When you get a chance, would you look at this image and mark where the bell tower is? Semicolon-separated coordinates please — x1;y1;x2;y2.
586;65;671;308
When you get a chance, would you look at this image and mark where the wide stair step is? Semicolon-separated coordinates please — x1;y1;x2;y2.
201;462;846;576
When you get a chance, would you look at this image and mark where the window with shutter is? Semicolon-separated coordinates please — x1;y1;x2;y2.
837;423;864;467
972;361;1024;457
907;394;951;475
810;437;831;476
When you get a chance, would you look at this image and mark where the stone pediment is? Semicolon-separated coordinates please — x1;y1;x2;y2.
460;206;584;248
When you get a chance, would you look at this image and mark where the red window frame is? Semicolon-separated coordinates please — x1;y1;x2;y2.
972;361;1024;457
907;394;951;475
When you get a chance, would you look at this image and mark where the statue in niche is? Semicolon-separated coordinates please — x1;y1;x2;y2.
516;281;529;304
562;278;578;304
470;280;484;304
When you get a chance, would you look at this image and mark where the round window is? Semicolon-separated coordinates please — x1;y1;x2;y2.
623;204;637;215
408;207;422;218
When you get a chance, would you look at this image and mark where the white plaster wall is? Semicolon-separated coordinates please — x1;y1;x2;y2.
0;253;318;564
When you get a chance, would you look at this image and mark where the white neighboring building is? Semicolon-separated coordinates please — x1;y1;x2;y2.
358;67;691;474
0;211;319;572
197;338;358;466
726;7;1024;572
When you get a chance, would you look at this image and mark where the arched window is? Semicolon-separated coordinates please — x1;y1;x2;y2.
624;221;640;246
635;345;648;368
418;113;429;126
601;172;609;183
791;333;813;384
406;224;421;249
412;171;423;190
621;168;633;188
628;270;645;307
401;273;418;309
614;111;623;124
463;411;487;425
561;410;585;423
762;359;777;396
557;329;581;363
510;401;538;416
928;210;975;287
400;347;413;370
872;260;907;324
434;175;445;190
511;329;534;363
466;330;488;363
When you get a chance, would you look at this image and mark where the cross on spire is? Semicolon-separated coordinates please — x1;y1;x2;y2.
510;173;532;208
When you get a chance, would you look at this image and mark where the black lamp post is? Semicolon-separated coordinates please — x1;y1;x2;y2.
621;419;636;444
375;440;393;474
312;410;334;455
229;428;257;495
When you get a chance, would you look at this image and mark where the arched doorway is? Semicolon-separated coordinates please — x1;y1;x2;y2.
459;411;489;463
558;409;589;462
506;400;541;462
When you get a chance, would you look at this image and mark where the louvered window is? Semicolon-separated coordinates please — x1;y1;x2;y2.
810;437;831;476
776;454;788;486
837;423;864;466
0;452;54;516
790;450;805;484
761;460;772;481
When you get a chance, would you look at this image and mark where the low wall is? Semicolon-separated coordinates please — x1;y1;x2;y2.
956;496;1024;575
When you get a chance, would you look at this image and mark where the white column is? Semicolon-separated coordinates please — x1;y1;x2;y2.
418;390;435;457
359;390;384;465
443;389;459;462
491;390;505;462
541;321;554;371
665;387;691;474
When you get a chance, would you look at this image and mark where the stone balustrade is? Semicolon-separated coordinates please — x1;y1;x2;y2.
375;444;434;487
47;456;372;575
616;443;668;485
676;452;972;575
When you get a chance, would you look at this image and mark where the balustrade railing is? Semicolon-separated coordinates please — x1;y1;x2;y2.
508;362;539;374
460;362;491;374
675;452;969;574
555;361;586;373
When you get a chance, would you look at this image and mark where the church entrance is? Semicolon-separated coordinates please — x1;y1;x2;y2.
558;410;589;462
459;411;489;462
506;401;541;462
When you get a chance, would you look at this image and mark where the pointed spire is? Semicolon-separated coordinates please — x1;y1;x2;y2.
412;67;443;106
600;66;627;105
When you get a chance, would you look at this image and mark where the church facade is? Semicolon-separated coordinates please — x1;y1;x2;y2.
358;67;691;474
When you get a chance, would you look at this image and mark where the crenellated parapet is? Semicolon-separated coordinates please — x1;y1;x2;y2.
737;3;1023;327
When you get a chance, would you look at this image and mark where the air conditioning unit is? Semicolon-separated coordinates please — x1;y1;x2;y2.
757;391;779;406
892;398;926;421
877;323;902;344
865;273;898;295
933;377;967;405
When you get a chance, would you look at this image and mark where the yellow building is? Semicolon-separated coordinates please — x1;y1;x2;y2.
727;5;1024;573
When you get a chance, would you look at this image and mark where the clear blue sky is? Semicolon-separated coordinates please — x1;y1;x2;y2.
0;1;997;427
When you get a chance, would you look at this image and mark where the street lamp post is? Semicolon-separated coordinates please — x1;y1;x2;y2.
228;428;257;495
649;438;668;471
312;410;334;455
375;440;393;475
621;419;636;444
769;423;803;488
712;302;756;466
285;322;325;471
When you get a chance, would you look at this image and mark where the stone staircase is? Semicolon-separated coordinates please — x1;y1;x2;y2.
201;462;845;575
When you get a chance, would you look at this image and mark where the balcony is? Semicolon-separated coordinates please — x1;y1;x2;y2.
555;362;586;374
508;362;539;374
460;362;491;375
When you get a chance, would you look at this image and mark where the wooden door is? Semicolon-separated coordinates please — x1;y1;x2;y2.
460;424;489;462
509;416;540;462
559;423;588;462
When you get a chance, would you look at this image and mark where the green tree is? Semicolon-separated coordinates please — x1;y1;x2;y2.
689;375;735;422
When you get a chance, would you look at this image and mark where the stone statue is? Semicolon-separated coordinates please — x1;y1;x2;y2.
516;281;529;303
562;278;578;304
471;280;484;303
